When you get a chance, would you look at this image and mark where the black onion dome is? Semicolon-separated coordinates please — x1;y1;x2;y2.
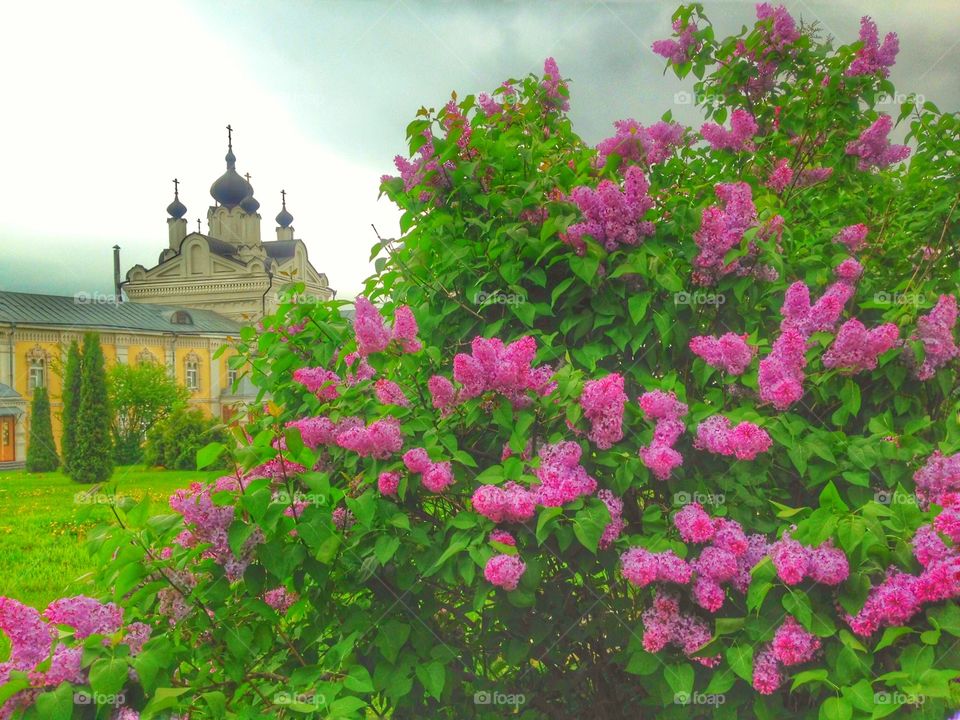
240;179;260;214
167;195;187;219
276;191;294;227
210;145;252;208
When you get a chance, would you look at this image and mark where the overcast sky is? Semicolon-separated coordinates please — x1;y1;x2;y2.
0;0;957;301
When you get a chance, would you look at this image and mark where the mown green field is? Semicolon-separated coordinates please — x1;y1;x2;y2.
0;466;219;610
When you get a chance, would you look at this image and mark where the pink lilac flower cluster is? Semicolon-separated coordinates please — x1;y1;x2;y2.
533;442;598;506
692;182;757;284
477;92;502;116
795;167;834;187
769;531;849;586
693;416;772;460
822;319;899;373
595;119;686;168
700;109;758;152
640;591;719;667
780;280;854;337
913;450;960;509
354;298;422;356
541;57;569;111
471;482;536;523
637;390;687;480
402;448;455;493
441;99;473;152
689;333;755;375
833;223;869;252
846;16;899;78
652;17;699;65
332;507;356;531
453;336;555;407
292;367;340;400
620;547;692;588
383;128;454;202
484;554;526;591
286;416;346;449
263;587;298;613
758;328;808;409
597;489;626;549
753;616;821;693
766;158;793;192
909;294;959;381
845;114;911;171
755;3;800;52
834;258;864;284
0;596;150;719
489;529;517;546
580;373;627;449
374;379;411;407
378;471;401;497
427;375;456;414
676;509;755;612
169;479;257;579
562;166;656;253
343;352;376;386
335;417;403;459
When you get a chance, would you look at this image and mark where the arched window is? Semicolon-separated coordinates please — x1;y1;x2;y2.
26;345;48;390
184;351;200;391
171;310;193;325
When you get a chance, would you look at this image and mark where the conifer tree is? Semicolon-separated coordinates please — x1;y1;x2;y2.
60;339;82;474
25;386;59;472
70;333;113;483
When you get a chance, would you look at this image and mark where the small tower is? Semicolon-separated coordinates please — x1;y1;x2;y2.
207;125;262;247
167;178;188;249
276;189;294;241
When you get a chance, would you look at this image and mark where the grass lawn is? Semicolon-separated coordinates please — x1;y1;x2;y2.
0;466;219;610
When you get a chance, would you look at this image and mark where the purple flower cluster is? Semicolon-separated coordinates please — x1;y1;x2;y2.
637;390;688;480
913;450;960;509
780;280;854;337
378;471;401;497
596;119;685;168
620;547;692;588
693;416;772;460
484;554;526;591
292;366;340;400
753;616;821;693
641;591;719;667
700;109;758;152
833;223;869;252
758;328;807;410
541;57;569;111
427;374;456;413
453;336;555;407
845;114;911;170
580;373;627;449
769;532;849;586
689;333;755;375
846;16;899;78
263;587;298;613
471;482;536;523
335;417;403;459
169;480;248;578
755;3;800;52
374;379;411;407
354;298;422;356
385;128;454;202
652;18;699;65
822;319;899;373
766;158;793;192
909;294;959;380
693;182;757;284
533;442;598;506
402;448;455;493
598;489;626;549
563;166;656;253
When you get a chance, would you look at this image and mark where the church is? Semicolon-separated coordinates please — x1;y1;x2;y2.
123;126;332;321
0;128;331;468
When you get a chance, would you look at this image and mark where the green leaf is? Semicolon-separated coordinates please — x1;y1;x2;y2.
374;535;401;565
376;620;410;663
726;644;753;682
415;661;445;700
196;441;226;469
34;683;75;720
89;656;128;697
819;696;852;720
665;663;694;697
201;691;227;718
572;501;611;554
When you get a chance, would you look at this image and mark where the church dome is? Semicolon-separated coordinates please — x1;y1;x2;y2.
240;178;260;214
167;179;187;219
276;190;294;227
210;129;252;208
167;195;187;219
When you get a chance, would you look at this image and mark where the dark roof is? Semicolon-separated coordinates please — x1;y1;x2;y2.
0;291;241;334
263;240;298;261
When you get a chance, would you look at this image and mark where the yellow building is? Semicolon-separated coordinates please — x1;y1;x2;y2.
0;291;249;468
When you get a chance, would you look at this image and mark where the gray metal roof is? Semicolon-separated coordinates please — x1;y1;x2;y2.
0;291;241;334
0;383;22;400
